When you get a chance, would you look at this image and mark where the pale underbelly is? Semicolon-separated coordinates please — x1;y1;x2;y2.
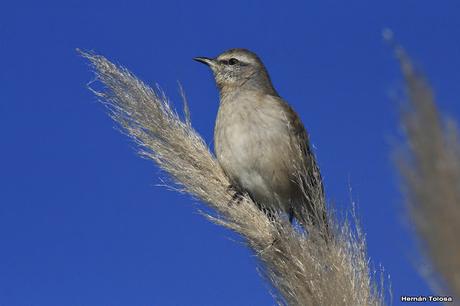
216;124;298;209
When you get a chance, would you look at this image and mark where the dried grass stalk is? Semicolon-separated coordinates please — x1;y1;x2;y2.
393;41;460;298
79;50;386;305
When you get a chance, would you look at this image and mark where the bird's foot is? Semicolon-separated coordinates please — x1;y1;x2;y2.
227;184;244;206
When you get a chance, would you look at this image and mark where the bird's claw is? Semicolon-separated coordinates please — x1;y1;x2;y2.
227;184;244;206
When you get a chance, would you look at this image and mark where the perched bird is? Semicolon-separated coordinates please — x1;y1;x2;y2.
194;48;327;229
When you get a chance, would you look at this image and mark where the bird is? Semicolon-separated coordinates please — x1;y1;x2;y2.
194;48;327;230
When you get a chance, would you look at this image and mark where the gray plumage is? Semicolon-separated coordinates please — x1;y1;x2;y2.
194;48;326;226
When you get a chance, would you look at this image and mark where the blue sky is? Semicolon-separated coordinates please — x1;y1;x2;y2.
1;0;459;305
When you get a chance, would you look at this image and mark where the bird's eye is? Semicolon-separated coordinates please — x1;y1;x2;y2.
228;58;239;65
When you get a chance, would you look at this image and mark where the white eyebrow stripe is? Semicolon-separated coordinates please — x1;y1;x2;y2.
218;53;256;64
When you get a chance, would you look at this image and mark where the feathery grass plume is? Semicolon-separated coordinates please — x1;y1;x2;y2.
79;49;386;305
387;32;460;297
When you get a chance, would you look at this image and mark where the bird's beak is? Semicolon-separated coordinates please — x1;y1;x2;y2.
193;57;216;68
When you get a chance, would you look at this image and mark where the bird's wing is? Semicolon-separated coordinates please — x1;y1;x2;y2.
265;94;326;221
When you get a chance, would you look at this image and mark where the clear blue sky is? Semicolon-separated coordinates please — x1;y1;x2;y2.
1;1;459;305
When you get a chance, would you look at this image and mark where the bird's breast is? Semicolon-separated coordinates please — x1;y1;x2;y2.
215;97;283;165
214;95;295;199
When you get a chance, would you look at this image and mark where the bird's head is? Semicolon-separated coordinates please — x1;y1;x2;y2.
194;48;276;95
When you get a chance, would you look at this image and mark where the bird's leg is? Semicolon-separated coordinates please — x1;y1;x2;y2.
288;207;295;224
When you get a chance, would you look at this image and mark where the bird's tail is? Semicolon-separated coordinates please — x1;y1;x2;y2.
292;159;332;242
